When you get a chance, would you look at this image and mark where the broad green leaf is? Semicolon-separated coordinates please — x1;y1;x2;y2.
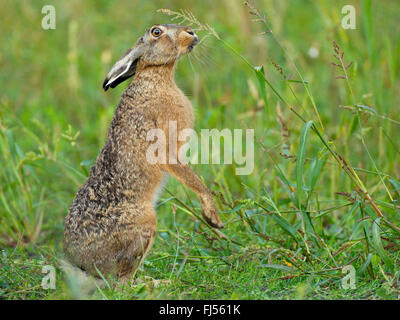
372;218;394;271
358;253;373;275
271;214;298;243
389;178;400;198
254;65;269;112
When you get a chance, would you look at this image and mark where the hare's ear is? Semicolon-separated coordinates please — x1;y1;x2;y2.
102;45;143;91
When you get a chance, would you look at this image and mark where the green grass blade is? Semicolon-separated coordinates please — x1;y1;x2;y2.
296;121;313;210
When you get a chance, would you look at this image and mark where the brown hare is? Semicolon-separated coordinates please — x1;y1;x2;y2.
64;24;223;282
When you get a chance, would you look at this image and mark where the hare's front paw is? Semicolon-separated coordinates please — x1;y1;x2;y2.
200;196;224;229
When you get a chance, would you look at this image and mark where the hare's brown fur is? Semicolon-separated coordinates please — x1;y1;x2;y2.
64;24;223;280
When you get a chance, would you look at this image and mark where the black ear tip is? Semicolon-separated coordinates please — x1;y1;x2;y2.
102;78;110;91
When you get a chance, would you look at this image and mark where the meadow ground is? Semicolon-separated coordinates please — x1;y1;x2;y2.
0;0;399;299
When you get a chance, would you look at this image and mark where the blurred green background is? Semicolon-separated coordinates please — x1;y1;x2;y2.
0;0;399;299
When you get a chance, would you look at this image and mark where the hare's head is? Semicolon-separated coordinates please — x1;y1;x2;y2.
103;24;198;91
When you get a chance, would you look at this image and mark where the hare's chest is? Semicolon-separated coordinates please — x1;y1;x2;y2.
158;94;194;129
178;100;194;128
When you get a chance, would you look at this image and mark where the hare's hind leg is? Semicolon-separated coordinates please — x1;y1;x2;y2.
119;234;155;281
118;238;155;286
117;206;157;284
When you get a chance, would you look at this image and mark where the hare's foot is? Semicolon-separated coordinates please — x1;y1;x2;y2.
113;275;136;292
118;274;137;286
200;195;224;229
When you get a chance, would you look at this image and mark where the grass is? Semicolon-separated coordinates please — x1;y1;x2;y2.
0;0;399;299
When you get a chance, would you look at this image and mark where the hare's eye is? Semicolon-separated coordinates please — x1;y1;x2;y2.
151;27;162;37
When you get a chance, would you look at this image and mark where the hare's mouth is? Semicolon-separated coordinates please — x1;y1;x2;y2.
188;37;198;52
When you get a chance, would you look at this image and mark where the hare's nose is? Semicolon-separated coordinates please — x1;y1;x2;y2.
185;30;198;43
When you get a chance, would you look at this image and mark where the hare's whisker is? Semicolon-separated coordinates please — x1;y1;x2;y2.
192;47;215;68
187;53;197;72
